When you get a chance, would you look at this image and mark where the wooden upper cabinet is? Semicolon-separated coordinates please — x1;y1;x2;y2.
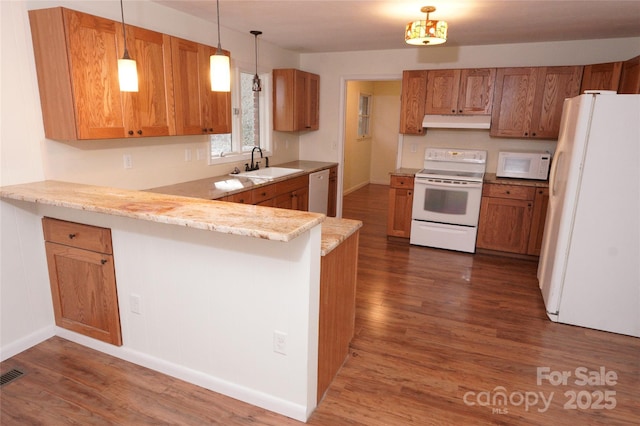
425;68;495;115
580;61;623;93
273;69;320;131
28;7;174;140
171;38;231;135
399;70;428;135
491;66;583;139
618;55;640;94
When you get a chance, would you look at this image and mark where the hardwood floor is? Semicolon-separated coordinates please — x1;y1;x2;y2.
2;184;639;425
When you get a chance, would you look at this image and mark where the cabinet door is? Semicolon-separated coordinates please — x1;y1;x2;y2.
425;69;460;114
527;188;549;256
65;9;126;139
327;166;338;217
530;66;583;139
399;70;428;135
171;37;205;135
477;197;533;253
306;72;320;130
387;177;414;238
618;55;640;94
491;68;538;138
200;45;232;134
122;26;175;137
458;68;496;114
45;242;122;345
580;62;623;93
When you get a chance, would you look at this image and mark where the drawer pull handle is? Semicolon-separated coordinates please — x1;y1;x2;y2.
68;233;77;239
101;259;107;265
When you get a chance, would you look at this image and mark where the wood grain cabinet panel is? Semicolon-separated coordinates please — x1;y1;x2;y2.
426;68;495;115
318;230;359;402
618;55;640;94
29;7;174;140
399;70;428;135
171;37;231;135
527;187;549;256
42;218;122;346
580;61;623;93
273;69;320;131
387;175;414;238
491;66;583;139
327;166;338;217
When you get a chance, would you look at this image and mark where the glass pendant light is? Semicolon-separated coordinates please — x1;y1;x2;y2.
210;0;231;92
250;30;262;92
405;6;448;46
117;0;138;92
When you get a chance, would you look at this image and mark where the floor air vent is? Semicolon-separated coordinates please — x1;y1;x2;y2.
1;369;24;386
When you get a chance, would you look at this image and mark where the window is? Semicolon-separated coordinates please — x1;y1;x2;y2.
358;93;372;138
209;70;270;163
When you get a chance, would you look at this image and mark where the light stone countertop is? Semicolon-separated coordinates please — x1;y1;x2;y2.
320;217;362;256
0;180;325;242
147;160;338;200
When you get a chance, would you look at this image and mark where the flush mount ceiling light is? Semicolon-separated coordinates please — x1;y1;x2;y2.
250;30;262;92
210;0;231;92
405;6;448;46
117;0;138;91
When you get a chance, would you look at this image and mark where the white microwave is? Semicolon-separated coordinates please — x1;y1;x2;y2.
496;151;552;180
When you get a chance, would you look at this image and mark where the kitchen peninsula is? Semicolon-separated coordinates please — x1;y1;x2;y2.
0;180;361;422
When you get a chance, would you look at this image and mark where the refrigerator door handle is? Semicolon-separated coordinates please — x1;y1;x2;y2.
550;151;564;197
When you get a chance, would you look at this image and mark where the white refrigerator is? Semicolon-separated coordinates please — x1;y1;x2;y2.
537;92;640;338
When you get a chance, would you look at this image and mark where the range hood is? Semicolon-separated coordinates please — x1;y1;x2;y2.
422;114;491;129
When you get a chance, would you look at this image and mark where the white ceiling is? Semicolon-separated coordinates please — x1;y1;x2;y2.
153;0;640;53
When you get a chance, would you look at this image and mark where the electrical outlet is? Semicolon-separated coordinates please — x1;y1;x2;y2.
273;330;287;355
196;148;205;160
123;154;133;169
130;294;142;314
411;144;417;153
184;149;192;162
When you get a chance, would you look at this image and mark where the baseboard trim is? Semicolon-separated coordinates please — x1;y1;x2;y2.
0;326;55;361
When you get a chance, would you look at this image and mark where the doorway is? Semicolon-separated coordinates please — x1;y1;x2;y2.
342;80;402;197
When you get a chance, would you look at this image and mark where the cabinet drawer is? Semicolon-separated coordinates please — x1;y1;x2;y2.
225;191;254;204
390;175;415;189
276;174;309;194
252;183;278;204
42;217;112;254
482;184;535;200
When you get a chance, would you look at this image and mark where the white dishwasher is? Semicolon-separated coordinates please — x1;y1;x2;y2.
308;169;330;214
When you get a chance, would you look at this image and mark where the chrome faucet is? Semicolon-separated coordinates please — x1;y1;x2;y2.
246;147;264;171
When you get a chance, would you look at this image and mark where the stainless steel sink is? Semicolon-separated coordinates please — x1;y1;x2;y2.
231;167;303;180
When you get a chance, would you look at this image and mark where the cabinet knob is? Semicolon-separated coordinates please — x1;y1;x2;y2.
137;130;142;135
68;233;76;239
128;130;134;136
531;132;536;137
458;109;463;113
209;128;214;132
524;132;529;136
506;190;511;195
451;109;456;113
101;259;108;265
202;128;207;133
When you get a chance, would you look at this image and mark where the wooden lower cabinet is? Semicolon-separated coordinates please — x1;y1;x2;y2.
477;183;549;256
327;166;338;217
42;217;122;346
387;175;414;238
527;187;550;256
318;230;359;402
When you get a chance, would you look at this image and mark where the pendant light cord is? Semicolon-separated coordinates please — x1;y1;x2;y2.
120;0;130;59
216;0;223;53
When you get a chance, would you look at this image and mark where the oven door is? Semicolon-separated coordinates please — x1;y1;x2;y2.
412;177;483;226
